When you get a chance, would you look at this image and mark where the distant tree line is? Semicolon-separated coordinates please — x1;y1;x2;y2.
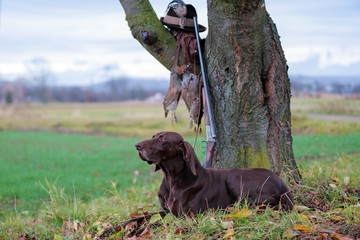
2;74;360;103
1;58;166;104
291;76;360;97
0;77;163;103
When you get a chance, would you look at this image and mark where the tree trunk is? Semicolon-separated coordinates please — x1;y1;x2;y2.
119;0;301;181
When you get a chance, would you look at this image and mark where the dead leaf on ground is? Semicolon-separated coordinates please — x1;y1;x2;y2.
125;221;138;231
296;213;311;223
330;232;354;240
330;215;344;221
223;228;234;239
139;225;152;239
224;209;252;219
294;205;311;212
221;220;234;230
293;225;313;233
149;213;162;224
313;225;355;240
332;177;341;183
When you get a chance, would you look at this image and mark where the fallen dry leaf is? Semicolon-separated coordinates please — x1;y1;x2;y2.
224;209;252;218
296;214;310;223
293;225;313;233
333;208;343;212
223;228;234;239
221;220;234;230
294;205;311;212
149;213;162;224
139;225;152;239
330;232;354;240
330;215;344;221
125;221;138;231
332;177;341;183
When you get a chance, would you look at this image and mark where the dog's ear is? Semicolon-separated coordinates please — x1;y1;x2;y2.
179;140;198;176
154;165;161;172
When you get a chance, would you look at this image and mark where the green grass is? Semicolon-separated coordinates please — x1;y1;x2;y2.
0;96;360;238
1;132;359;221
293;134;360;159
1;148;359;239
291;114;360;135
0;131;206;216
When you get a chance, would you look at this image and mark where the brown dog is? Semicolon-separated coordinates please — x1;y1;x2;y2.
135;132;294;216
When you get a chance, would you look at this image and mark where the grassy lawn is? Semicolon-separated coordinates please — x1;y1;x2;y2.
0;131;207;214
0;96;359;239
0;131;359;239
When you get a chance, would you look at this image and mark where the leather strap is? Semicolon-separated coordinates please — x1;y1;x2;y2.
163;15;195;28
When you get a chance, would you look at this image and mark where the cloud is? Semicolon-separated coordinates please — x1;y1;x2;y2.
284;46;360;66
0;0;359;85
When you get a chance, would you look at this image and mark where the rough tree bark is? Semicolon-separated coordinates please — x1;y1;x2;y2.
119;0;301;181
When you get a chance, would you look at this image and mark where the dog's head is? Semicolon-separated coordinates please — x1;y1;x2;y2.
135;132;199;175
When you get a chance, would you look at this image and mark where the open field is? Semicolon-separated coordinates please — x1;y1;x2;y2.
1;95;360;137
291;94;360;116
0;131;359;239
0;95;360;238
1;130;359;216
0;101;198;137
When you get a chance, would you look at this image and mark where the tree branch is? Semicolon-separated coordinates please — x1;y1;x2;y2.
119;0;176;71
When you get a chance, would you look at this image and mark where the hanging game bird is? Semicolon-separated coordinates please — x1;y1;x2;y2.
163;68;182;124
181;71;202;130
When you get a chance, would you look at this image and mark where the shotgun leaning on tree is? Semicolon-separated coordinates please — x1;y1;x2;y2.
193;16;216;168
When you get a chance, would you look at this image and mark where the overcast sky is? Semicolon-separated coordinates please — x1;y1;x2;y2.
0;0;359;85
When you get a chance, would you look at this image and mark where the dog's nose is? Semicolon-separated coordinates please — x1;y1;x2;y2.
135;142;143;150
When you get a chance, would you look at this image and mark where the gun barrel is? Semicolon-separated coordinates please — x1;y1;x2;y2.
193;17;216;139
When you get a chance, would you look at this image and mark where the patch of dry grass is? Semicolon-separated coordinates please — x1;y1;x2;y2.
1;95;360;137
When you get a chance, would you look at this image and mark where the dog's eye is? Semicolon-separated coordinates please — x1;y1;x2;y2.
158;135;165;141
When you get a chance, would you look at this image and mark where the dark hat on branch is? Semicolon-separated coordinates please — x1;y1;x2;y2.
160;3;206;33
